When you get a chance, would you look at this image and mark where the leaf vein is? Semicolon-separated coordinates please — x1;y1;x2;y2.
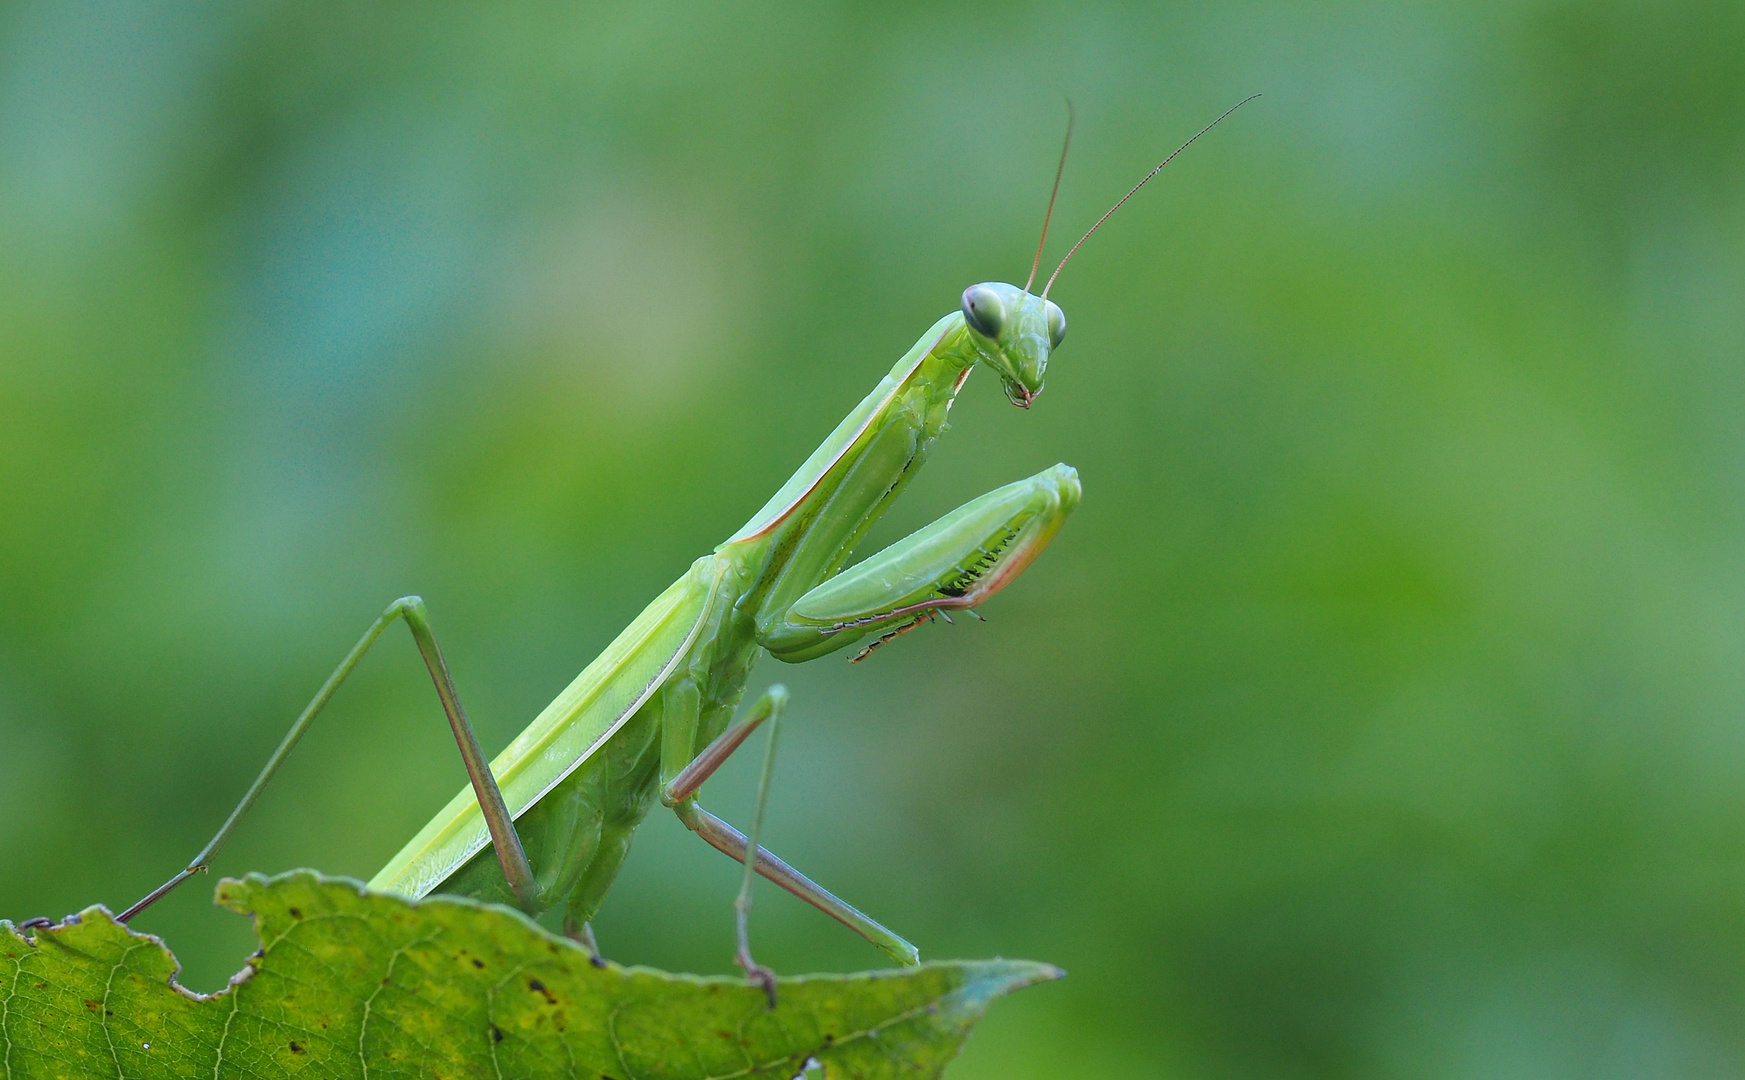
212;976;240;1080
1;929;24;1080
357;930;439;1080
101;942;148;1079
485;961;525;1080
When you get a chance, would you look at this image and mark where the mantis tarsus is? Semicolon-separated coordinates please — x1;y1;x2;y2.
119;97;1257;1001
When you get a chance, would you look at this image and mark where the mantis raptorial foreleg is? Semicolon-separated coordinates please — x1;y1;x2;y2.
759;464;1080;663
119;596;541;922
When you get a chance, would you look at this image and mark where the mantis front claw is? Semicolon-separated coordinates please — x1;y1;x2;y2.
758;463;1080;664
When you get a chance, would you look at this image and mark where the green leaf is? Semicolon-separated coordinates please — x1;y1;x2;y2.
1;872;1058;1079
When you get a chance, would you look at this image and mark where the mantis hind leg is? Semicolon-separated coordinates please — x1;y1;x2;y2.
118;596;540;921
438;765;608;914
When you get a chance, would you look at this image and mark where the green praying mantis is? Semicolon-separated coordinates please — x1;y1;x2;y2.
116;98;1257;1001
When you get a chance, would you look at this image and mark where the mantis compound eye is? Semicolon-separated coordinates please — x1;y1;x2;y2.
961;284;1006;339
1045;300;1066;349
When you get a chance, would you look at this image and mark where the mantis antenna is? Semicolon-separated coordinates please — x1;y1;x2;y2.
1024;100;1075;294
1042;93;1261;299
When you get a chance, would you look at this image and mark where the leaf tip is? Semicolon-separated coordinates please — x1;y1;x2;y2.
937;959;1064;1022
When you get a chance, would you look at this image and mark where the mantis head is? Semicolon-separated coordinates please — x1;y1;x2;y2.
961;95;1259;411
960;282;1065;409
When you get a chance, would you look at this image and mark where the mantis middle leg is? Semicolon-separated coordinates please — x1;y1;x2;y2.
661;686;922;979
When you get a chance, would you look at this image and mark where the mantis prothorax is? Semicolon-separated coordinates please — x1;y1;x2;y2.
121;97;1257;1001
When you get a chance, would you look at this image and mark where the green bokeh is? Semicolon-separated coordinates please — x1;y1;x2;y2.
3;2;1743;1076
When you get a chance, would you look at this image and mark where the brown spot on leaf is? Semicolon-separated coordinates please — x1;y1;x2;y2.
472;958;484;969
287;908;301;919
528;978;556;1004
490;1024;503;1043
289;1041;304;1053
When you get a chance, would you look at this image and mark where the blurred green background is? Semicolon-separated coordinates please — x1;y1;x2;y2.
4;1;1745;1075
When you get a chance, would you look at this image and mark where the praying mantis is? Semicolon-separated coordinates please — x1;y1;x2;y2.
117;98;1257;1001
